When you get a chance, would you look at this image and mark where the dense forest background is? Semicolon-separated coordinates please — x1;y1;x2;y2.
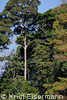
0;0;67;100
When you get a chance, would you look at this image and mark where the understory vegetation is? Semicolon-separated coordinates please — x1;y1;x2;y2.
0;0;67;100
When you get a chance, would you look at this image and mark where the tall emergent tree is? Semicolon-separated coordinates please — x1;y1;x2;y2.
1;0;41;80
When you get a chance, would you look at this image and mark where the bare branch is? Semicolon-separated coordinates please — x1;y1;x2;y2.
39;26;46;34
38;18;46;34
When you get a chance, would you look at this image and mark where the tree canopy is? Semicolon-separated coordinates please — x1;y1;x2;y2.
0;1;67;100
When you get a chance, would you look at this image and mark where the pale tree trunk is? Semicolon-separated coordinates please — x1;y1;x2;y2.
21;26;27;80
24;35;27;80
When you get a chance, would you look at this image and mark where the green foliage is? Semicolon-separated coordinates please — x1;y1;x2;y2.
36;9;56;34
0;2;67;99
0;48;38;100
27;38;54;85
16;35;24;45
0;76;38;100
0;0;40;48
43;77;67;96
52;12;67;60
0;34;10;48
